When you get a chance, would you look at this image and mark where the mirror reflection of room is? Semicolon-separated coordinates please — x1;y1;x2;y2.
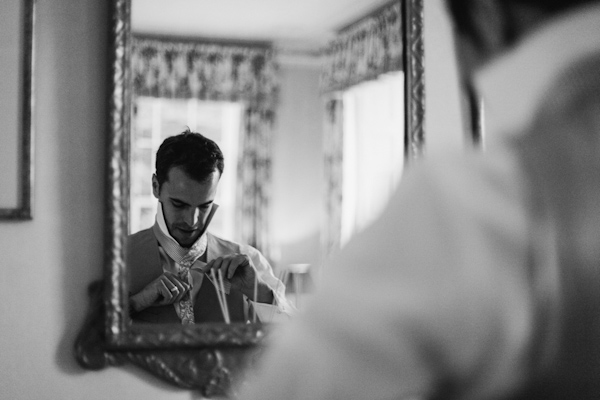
127;0;408;324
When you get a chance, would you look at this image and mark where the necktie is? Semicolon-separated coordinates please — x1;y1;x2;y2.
174;243;207;324
153;202;217;324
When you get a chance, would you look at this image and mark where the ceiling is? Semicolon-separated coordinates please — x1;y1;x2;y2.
132;0;392;54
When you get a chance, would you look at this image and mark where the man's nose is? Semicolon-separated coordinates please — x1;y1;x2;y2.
184;207;201;227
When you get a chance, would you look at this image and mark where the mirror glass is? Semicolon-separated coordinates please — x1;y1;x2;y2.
127;0;413;325
75;0;423;395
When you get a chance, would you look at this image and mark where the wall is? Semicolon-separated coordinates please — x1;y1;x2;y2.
424;0;467;154
270;64;324;271
0;0;192;399
0;1;463;399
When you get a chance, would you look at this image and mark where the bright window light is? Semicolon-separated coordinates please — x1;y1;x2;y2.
340;72;405;246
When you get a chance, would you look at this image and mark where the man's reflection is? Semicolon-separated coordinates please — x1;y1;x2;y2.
127;129;294;324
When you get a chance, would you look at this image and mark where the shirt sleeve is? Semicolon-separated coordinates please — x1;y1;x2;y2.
243;244;297;320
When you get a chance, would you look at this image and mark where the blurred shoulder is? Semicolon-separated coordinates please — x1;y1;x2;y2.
402;144;524;209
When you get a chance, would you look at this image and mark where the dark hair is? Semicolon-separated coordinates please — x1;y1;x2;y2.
155;129;224;188
446;0;597;48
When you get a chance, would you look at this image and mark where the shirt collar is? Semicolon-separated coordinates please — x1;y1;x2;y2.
154;202;207;264
154;201;219;264
474;3;600;144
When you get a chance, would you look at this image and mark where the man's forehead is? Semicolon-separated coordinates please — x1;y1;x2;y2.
165;166;219;184
163;167;219;200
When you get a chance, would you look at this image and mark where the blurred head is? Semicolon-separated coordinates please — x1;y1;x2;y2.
152;130;224;247
445;0;598;80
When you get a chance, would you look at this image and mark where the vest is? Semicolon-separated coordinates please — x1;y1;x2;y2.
127;228;246;324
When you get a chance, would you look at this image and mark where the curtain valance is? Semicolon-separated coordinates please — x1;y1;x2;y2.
320;0;403;93
132;36;278;108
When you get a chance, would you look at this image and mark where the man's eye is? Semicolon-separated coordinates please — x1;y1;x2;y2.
172;202;185;209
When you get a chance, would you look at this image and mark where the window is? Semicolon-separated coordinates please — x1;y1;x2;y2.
340;72;405;246
130;97;243;238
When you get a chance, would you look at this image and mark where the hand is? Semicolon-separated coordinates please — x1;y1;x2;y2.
129;272;190;313
202;253;273;303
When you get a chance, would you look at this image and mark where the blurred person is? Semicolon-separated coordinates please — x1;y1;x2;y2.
238;0;600;399
127;130;294;324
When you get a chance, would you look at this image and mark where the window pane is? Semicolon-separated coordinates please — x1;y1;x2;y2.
341;72;405;246
130;97;243;239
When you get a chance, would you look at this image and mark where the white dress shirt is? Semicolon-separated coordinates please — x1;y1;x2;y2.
154;203;295;322
238;4;600;399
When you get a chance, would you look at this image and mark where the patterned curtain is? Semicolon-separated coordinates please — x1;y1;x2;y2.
132;36;278;254
320;0;403;93
321;97;344;261
236;107;275;255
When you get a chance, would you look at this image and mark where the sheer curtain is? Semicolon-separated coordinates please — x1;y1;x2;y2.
340;72;404;246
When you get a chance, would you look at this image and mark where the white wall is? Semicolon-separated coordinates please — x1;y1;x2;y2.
424;0;468;155
0;1;464;399
0;0;192;399
271;64;324;270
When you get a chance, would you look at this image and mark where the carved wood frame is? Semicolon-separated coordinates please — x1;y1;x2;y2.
75;0;424;397
0;0;34;220
404;0;425;161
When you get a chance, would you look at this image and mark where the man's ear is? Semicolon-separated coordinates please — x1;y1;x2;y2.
152;174;160;199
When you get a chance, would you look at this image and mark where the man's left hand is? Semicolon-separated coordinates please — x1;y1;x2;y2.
202;253;274;303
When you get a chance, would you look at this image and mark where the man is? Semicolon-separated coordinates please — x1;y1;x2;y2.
239;1;600;399
127;130;293;324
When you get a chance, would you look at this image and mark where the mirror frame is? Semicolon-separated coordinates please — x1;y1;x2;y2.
0;0;34;220
75;0;424;397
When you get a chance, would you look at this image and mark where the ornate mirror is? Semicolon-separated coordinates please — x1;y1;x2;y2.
75;0;424;397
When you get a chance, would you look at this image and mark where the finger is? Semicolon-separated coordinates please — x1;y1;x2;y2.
163;272;187;287
174;276;188;291
168;274;193;299
163;271;184;282
173;279;189;301
210;257;229;275
202;258;219;273
228;254;251;279
220;256;235;279
162;274;181;290
158;279;175;302
240;254;251;266
164;275;189;302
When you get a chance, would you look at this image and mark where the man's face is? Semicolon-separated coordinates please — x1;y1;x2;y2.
153;166;220;248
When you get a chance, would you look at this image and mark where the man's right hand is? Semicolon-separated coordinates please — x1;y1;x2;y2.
129;272;190;313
